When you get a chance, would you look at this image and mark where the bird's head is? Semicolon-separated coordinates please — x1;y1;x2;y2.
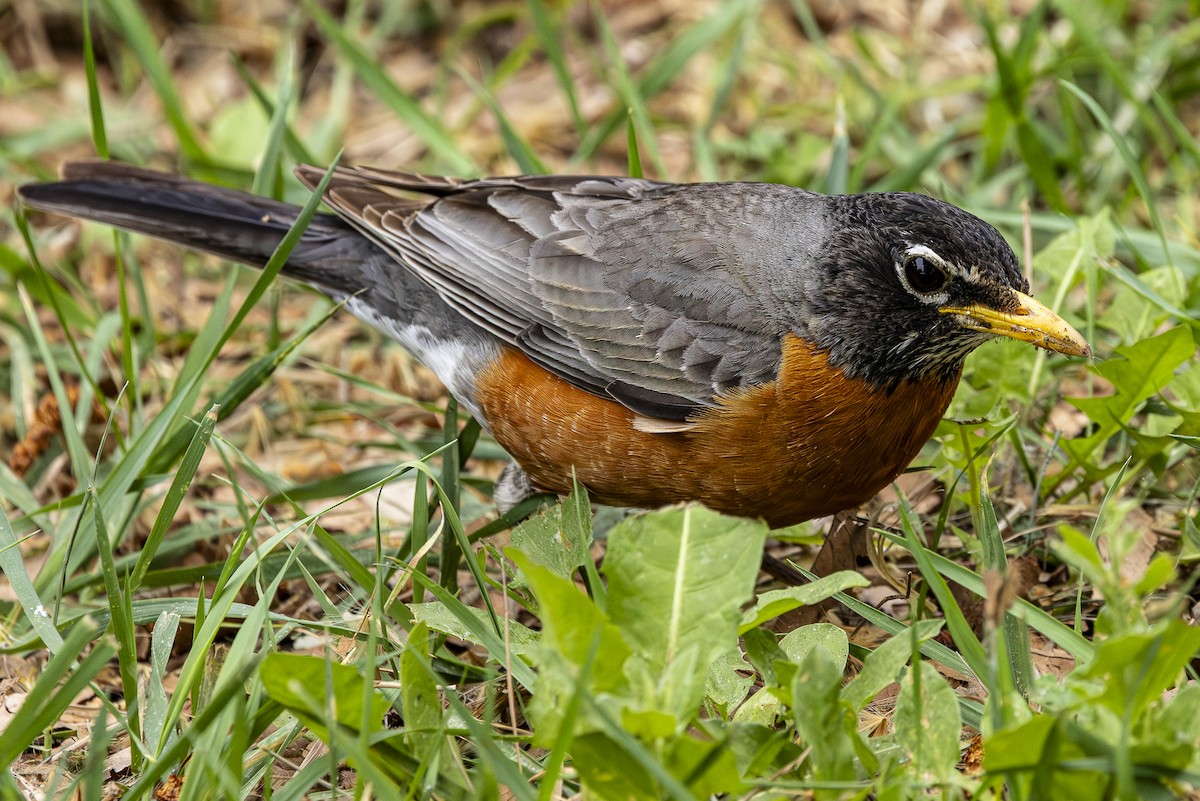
804;192;1090;389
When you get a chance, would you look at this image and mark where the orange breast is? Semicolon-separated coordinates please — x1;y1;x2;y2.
472;333;959;528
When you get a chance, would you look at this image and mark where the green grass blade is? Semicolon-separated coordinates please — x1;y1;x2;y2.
573;0;758;165
230;54;320;167
594;8;665;178
129;405;217;592
148;295;344;476
866;127;959;194
1061;80;1173;267
16;285;94;493
456;66;547;174
112;236;141;427
300;0;476;174
410;571;536;689
626;113;644;179
880;529;1094;660
250;41;297;199
218;157;341;355
81;0;109;158
438;398;463;595
159;522;304;739
1150;89;1200;171
0;619;115;767
97;0;210;164
410;475;431;605
824;97;848;195
0;505;64;651
692;17;749;182
143;611;181;756
895;496;990;677
527;0;585;134
89;486;142;769
121;649;262;797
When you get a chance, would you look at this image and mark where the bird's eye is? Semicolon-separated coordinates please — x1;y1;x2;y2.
904;255;946;294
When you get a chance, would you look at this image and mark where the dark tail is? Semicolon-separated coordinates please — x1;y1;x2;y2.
17;161;498;400
17;161;375;296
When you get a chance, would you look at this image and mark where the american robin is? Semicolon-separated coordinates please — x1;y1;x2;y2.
18;161;1090;527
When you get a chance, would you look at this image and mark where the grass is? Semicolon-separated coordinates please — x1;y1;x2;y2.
2;0;1199;799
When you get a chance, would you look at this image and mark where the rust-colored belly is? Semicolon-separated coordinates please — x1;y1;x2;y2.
472;334;959;528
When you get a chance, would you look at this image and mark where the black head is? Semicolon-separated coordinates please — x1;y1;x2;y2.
804;192;1087;389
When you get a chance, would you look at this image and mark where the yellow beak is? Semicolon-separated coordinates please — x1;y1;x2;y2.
940;290;1092;358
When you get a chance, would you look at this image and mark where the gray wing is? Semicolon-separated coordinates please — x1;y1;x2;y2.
296;166;789;420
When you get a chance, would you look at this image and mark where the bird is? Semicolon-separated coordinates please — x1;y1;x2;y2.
18;161;1090;528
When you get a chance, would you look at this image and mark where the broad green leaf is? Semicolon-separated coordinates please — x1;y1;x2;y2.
893;661;962;786
604;505;766;675
601;505;765;724
790;644;858;787
509;550;631;744
508;553;627;678
619;706;678;741
570;732;658;800
1080;621;1200;722
779;622;849;668
1132;553;1176;596
509;485;593;580
1052;524;1106;580
259;652;388;734
739;570;868;633
665;733;746;797
208;96;272;168
982;714;1055;772
409;601;539;656
772;622;849;709
401;623;448;767
705;647;754;715
984;715;1107;799
1065;326;1195;463
842;619;943;711
1157;685;1200;752
1099;265;1187;344
258;652;458;794
731;687;781;726
741;626;787;690
725;720;800;783
573;728;746;800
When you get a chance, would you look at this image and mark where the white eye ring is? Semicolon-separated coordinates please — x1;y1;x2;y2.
896;245;951;304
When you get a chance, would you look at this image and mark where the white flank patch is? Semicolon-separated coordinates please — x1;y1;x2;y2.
411;334;471;393
340;296;471;401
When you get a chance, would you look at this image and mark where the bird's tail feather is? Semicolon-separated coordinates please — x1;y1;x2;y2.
17;161;498;406
17;161;369;294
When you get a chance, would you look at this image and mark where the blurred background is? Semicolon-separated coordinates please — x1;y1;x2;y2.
3;3;1200;796
2;0;1196;223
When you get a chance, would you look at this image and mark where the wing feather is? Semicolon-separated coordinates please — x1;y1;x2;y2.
295;165;791;420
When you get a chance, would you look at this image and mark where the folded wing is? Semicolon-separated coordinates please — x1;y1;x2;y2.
297;166;785;421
